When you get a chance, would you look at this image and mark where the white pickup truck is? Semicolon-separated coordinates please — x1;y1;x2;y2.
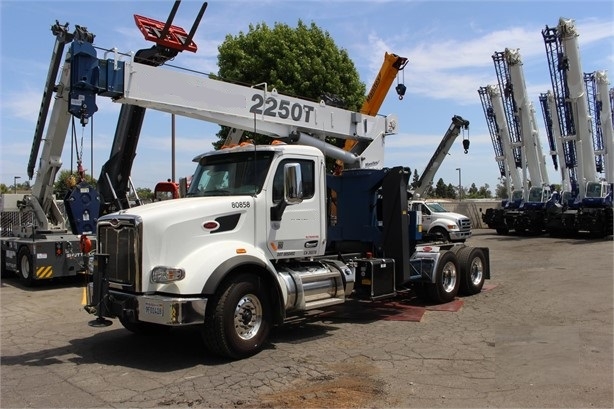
409;200;472;242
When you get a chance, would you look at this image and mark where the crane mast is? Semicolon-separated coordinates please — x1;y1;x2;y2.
539;91;571;193
491;52;523;172
478;86;522;198
584;72;605;175
585;71;614;184
542;18;596;200
504;49;550;189
23;23;99;233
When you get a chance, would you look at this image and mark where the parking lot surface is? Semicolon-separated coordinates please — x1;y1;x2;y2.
1;231;613;408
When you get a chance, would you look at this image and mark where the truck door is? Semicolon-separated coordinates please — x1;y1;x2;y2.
413;203;432;230
266;158;323;259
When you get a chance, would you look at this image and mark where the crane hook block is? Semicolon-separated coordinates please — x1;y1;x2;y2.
462;138;470;154
395;83;407;100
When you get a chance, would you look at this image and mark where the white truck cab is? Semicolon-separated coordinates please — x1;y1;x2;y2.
409;201;472;242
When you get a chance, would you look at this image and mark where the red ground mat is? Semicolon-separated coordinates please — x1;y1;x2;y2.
316;284;499;323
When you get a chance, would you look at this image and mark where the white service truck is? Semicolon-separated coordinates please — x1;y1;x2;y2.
408;115;473;242
409;200;472;242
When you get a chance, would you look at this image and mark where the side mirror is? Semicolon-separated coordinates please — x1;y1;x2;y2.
178;177;189;198
271;163;303;222
284;163;303;204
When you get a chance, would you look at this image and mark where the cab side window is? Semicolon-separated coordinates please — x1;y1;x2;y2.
272;159;315;202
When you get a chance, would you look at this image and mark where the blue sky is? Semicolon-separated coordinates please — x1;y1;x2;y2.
1;0;613;194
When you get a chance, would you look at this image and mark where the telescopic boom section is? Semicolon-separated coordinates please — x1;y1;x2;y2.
411;115;469;198
28;22;79;180
504;48;549;187
478;86;507;180
539;92;560;170
584;72;606;175
594;72;614;184
542;18;595;198
341;52;407;159
483;84;524;194
492;51;523;170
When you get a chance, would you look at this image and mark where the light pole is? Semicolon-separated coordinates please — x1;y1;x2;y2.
13;176;21;194
456;168;461;201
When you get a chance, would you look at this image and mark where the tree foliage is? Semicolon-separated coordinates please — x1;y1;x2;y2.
53;170;96;200
213;20;366;149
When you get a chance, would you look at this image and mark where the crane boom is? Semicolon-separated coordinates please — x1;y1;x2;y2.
584;72;605;174
538;92;559;170
109;59;396;167
478;87;507;180
540;91;571;191
340;52;407;160
542;18;595;199
483;85;524;195
596;73;614;184
411;115;469;198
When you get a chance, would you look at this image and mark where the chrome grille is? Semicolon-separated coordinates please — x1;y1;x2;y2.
459;218;472;231
98;220;142;291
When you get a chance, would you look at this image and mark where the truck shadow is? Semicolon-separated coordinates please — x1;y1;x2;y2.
0;319;341;371
0;274;88;291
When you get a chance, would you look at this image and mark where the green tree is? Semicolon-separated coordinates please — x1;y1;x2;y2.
136;187;153;201
53;170;97;200
411;169;420;190
0;184;7;194
434;178;447;198
213;20;366;151
495;178;508;199
478;184;492;198
467;183;478;198
446;183;457;199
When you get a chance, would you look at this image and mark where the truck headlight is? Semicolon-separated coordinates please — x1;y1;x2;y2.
151;266;185;283
447;224;459;231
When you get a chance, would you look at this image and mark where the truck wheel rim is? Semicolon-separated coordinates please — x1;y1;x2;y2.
234;294;262;340
442;262;457;293
20;256;30;280
470;258;483;286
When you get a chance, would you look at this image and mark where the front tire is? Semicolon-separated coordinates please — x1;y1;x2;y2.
202;274;271;359
457;247;487;295
428;251;460;304
430;227;450;242
18;247;34;287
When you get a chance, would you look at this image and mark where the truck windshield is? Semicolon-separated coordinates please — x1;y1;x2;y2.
186;151;275;197
425;203;449;213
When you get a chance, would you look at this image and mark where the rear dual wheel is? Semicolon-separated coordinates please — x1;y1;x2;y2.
427;251;460;304
457;247;487;295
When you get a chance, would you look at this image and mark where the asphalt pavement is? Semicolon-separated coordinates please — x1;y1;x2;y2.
1;230;612;408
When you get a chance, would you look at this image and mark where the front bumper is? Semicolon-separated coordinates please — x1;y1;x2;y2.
449;230;472;241
87;283;207;326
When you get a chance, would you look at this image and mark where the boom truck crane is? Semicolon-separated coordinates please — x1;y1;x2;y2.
0;22;102;285
408;115;473;243
491;49;552;235
0;1;209;285
478;85;525;234
74;2;491;359
542;18;612;237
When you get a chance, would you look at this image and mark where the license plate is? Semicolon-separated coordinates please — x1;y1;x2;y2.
143;302;164;317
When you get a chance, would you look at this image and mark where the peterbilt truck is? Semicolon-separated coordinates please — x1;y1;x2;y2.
63;1;490;359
